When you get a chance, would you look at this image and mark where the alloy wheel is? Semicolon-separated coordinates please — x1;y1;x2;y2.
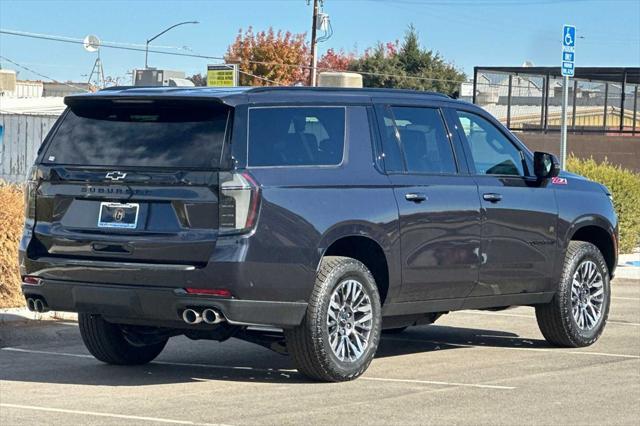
327;279;373;362
571;260;605;330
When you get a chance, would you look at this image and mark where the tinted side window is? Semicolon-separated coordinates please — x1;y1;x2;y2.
248;107;345;167
382;107;457;174
379;107;404;172
456;111;525;176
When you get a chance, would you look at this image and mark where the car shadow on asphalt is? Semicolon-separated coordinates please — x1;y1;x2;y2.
0;323;550;386
377;324;550;356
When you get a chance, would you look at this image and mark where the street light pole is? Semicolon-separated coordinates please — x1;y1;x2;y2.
145;20;199;69
309;0;319;86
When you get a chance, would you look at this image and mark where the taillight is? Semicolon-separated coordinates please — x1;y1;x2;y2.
22;275;43;286
24;166;38;221
219;171;260;234
184;288;232;297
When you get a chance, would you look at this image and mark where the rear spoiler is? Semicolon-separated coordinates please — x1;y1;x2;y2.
65;90;246;108
65;95;233;108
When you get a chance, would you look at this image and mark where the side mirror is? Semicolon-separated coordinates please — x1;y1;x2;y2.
534;151;560;179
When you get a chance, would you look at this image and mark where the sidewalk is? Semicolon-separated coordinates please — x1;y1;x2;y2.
0;307;77;325
616;250;640;280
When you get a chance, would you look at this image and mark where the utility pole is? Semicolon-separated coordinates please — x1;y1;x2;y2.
309;0;319;87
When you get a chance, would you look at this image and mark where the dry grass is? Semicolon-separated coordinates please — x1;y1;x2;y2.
0;182;25;308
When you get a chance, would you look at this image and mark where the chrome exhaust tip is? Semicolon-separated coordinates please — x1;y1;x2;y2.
202;308;223;324
182;308;202;325
33;298;47;313
26;298;36;312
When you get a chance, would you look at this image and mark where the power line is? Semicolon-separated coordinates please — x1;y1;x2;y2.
2;29;596;91
5;28;595;89
0;28;466;85
0;29;227;61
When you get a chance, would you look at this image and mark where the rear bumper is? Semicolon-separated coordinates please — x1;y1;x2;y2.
21;279;307;328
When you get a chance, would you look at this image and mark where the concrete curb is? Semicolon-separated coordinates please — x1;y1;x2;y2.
0;308;77;325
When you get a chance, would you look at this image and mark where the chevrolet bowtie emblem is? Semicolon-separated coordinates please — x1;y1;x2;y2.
105;171;127;181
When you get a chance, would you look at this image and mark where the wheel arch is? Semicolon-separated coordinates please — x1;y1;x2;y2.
318;227;397;306
566;215;617;277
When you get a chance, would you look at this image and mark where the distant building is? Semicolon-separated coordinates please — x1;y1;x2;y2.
0;71;45;98
42;82;93;97
133;69;194;87
1;69;91;99
2;80;44;99
0;70;89;114
0;69;18;95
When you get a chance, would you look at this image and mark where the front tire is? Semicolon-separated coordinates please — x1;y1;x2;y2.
285;256;382;382
79;313;167;365
535;241;611;347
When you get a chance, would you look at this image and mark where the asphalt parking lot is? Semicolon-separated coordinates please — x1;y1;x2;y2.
1;277;638;426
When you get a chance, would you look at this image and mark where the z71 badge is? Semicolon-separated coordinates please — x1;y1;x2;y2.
552;177;568;185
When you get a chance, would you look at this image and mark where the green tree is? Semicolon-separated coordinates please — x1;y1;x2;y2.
350;25;465;95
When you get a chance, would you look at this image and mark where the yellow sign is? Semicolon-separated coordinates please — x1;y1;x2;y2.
207;65;238;87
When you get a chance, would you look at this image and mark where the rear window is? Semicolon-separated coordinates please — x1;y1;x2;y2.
44;101;230;169
248;107;345;167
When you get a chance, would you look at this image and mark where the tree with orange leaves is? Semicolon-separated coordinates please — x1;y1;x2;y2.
225;27;310;86
317;48;356;72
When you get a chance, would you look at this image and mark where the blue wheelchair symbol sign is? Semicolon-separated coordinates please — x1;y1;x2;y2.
563;25;576;47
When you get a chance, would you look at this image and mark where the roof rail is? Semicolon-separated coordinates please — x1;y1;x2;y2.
246;86;451;98
98;86;138;91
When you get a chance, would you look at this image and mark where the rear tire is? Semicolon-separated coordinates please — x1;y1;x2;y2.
79;313;167;365
285;256;382;382
535;241;610;347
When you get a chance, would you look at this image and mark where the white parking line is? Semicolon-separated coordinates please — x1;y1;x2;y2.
1;348;93;358
0;347;295;373
456;310;640;326
0;347;513;390
360;377;514;390
611;297;640;301
0;403;227;426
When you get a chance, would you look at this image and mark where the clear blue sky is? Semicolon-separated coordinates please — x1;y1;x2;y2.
1;0;638;83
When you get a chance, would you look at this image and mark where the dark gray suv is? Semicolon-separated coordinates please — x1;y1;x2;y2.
20;87;618;381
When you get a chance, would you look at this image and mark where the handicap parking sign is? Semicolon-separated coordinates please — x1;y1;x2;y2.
563;25;576;47
561;25;576;77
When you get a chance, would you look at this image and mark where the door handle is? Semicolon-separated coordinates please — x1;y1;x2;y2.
405;193;427;203
483;193;503;203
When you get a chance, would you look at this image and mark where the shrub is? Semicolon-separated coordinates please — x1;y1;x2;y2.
0;181;25;308
567;156;640;254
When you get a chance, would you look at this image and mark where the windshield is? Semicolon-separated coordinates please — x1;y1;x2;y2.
44;100;230;169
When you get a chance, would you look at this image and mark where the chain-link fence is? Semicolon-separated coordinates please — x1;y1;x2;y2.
469;67;639;135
